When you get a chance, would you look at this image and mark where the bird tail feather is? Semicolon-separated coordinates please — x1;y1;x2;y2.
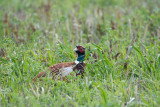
32;71;47;82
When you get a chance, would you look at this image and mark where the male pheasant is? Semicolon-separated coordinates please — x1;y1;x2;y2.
32;46;85;82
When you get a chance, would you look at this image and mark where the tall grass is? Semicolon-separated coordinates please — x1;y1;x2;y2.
0;0;160;106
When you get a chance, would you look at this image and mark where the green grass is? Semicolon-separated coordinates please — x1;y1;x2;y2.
0;0;160;106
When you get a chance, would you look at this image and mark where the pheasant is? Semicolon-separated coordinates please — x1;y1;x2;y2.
32;46;85;82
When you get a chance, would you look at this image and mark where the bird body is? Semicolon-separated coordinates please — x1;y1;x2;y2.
32;46;85;82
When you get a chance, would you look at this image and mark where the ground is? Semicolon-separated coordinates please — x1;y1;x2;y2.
0;0;160;106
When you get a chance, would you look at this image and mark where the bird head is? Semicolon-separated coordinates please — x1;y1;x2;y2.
74;46;85;54
74;46;85;62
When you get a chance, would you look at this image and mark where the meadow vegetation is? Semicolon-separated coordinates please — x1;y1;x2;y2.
0;0;160;106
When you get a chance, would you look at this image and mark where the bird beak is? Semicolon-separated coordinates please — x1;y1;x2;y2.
74;47;78;52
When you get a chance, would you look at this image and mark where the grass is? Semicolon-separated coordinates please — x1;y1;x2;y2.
0;0;160;106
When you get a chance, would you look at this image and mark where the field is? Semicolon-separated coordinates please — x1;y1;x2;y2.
0;0;160;106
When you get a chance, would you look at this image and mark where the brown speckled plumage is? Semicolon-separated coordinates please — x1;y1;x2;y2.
32;46;85;82
73;63;86;78
49;62;76;79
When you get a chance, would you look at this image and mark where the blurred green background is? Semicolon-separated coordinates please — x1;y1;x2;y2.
0;0;160;106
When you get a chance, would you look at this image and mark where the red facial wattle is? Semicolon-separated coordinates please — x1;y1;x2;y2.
80;50;83;53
